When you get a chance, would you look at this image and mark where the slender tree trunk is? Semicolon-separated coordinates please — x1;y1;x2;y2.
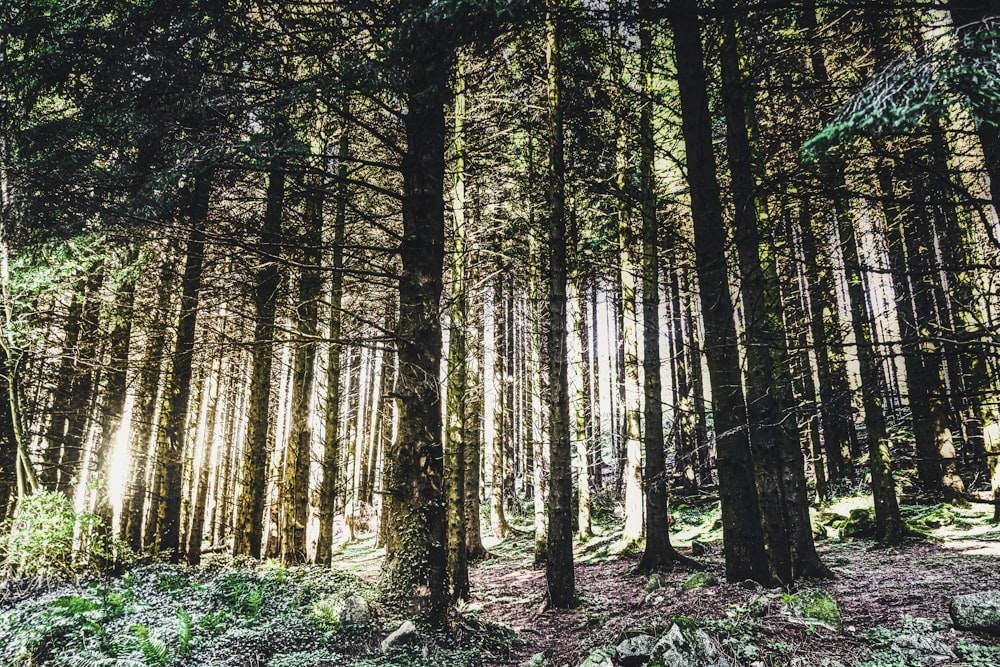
281;153;324;564
491;275;511;539
637;2;683;570
545;0;574;608
465;261;488;560
121;258;173;551
94;246;137;543
589;283;603;489
151;171;212;563
574;284;592;538
317;124;349;565
233;160;285;559
446;57;470;600
187;355;223;565
530;232;549;565
667;0;770;583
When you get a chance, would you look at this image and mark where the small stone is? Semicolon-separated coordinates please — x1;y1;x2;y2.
652;623;731;667
950;590;1000;632
577;647;616;667
616;634;656;667
381;620;419;653
645;573;665;592
521;652;547;667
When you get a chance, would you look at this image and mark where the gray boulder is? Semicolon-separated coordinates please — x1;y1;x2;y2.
616;634;656;667
950;590;1000;633
381;620;419;653
891;632;955;665
336;594;370;625
651;623;731;667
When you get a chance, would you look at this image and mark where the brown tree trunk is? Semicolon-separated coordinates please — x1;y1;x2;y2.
545;0;574;608
377;65;449;625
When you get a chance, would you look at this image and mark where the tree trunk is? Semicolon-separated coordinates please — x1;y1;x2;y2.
667;0;770;583
151;171;212;562
637;2;683;570
281;150;324;564
377;65;449;625
719;5;827;582
545;0;574;609
316;124;349;565
233;160;285;559
465;261;488;560
446;56;470;600
491;274;511;539
574;284;592;538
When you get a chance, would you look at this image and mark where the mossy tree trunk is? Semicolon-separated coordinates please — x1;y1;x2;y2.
545;0;574;609
378;60;449;625
233;160;285;560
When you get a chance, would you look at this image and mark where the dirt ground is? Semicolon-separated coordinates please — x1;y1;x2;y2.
458;507;1000;667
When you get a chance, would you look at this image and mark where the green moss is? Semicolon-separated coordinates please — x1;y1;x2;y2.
783;589;842;631
838;508;876;539
681;572;716;591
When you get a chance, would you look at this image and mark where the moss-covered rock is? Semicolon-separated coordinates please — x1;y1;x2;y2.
782;589;843;632
682;572;718;591
838;508;876;540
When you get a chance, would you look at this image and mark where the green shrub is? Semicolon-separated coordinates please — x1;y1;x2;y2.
2;491;78;576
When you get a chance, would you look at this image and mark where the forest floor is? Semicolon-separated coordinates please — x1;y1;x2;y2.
1;496;999;667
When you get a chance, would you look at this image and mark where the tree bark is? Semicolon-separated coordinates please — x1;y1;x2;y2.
233;160;285;559
667;0;770;584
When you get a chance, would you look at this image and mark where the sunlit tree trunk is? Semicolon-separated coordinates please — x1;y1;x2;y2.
574;284;592;538
316;124;349;565
465;261;488;560
187;351;223;565
151;171;212;562
491;274;511;539
446;55;470;599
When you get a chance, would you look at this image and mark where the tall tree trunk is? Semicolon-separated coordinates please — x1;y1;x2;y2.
589;283;603;489
233;160;285;559
151;171;212;562
377;65;449;626
121;258;173;551
282;148;325;564
94;245;137;543
465;261;488;560
719;5;827;582
187;354;223;564
57;262;104;498
446;56;470;600
317;124;349;565
667;0;770;584
491;274;511;539
574;284;592;538
637;2;684;570
545;0;574;608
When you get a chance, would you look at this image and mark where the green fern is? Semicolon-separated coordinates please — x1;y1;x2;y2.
176;606;193;657
132;624;169;667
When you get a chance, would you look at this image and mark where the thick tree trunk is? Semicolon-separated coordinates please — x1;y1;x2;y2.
233;160;285;559
545;0;574;608
377;66;449;625
667;0;770;584
719;6;827;582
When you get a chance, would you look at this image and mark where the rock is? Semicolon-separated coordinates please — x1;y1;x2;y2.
336;594;370;625
644;573;665;593
782;589;843;632
691;540;709;556
381;620;419;653
950;590;1000;632
616;634;656;667
682;572;718;591
892;633;956;665
521;652;547;667
577;647;616;667
839;508;876;540
651;622;731;667
812;518;827;540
